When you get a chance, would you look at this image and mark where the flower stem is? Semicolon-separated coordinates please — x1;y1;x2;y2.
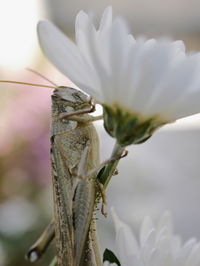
98;142;125;188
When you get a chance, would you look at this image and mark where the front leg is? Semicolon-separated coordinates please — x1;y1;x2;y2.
59;97;103;123
60;96;95;118
59;112;103;123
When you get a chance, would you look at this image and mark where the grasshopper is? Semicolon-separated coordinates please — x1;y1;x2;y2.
50;86;102;266
0;78;103;265
1;77;127;266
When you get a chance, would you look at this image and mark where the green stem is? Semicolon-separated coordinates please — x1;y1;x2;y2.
99;141;125;188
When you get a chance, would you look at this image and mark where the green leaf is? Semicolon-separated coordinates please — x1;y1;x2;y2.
103;249;121;266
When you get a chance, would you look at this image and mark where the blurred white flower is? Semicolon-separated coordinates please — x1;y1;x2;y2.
106;210;200;266
37;6;200;145
0;197;39;236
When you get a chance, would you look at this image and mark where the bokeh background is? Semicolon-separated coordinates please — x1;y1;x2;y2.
1;0;200;265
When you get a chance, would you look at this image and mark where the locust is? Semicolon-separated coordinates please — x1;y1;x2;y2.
1;77;127;266
50;86;102;266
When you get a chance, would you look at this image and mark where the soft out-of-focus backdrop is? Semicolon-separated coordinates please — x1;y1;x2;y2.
1;0;200;265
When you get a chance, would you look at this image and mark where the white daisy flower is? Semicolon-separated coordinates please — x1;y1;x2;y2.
37;6;200;146
105;210;200;266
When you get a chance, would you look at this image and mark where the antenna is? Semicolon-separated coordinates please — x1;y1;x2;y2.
0;80;56;89
26;68;58;87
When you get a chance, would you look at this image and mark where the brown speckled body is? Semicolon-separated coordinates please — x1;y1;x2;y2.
50;87;99;266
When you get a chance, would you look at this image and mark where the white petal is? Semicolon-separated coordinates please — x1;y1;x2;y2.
140;230;156;263
37;20;101;99
157;211;173;235
116;227;140;266
107;18;130;103
163;56;200;119
147;54;199;118
133;41;176;115
76;11;112;102
177;238;197;262
75;10;95;65
140;216;154;246
186;243;200;265
125;39;159;111
38;21;84;80
118;38;144;109
172;40;186;52
99;6;113;32
111;208;139;263
148;249;162;266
